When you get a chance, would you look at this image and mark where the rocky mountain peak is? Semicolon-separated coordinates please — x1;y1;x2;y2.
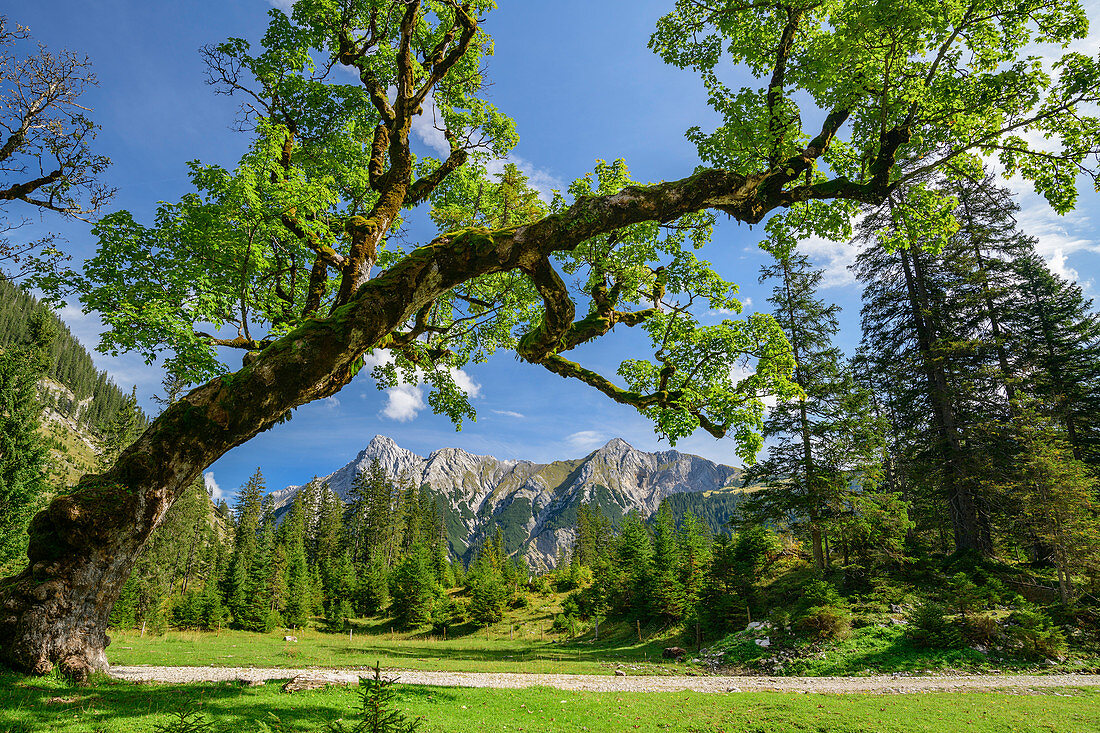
597;437;635;455
274;435;744;569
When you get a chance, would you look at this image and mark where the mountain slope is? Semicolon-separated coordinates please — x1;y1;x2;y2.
272;436;746;569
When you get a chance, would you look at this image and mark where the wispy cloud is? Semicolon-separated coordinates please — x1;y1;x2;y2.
799;235;859;289
566;430;607;451
265;0;294;12
492;409;526;419
412;93;564;201
1006;178;1096;289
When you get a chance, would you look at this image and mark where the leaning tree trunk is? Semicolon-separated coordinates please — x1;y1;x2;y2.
0;164;833;679
0;226;463;679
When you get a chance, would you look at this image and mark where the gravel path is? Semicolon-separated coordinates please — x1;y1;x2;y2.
108;666;1100;694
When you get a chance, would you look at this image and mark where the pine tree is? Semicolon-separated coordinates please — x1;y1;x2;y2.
0;310;54;574
745;240;885;569
226;468;265;626
650;502;684;620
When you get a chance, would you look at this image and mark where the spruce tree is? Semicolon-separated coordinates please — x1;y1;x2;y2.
389;543;440;627
613;512;654;619
0;310;54;574
677;510;711;621
281;493;312;628
744;237;884;569
226;468;265;626
1004;404;1100;603
1009;254;1100;466
651;502;684;620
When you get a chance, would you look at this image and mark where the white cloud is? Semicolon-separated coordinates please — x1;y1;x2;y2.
450;368;482;398
204;471;227;503
492;409;525;418
1005;177;1097;288
729;363;779;410
484;154;565;202
799;235;859;289
412;93;564;201
567;430;607;451
382;384;426;422
265;0;294;12
741;297;752;309
362;348;480;422
322;396;341;410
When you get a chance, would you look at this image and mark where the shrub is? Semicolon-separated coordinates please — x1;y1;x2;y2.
430;596;463;633
529;575;553;595
907;601;962;649
551;613;577;635
795;605;852;641
793;580;852;641
561;596;581;618
962;613;1000;646
1005;607;1067;659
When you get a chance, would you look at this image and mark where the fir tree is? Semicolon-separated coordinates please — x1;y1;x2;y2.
281;493;312;628
744;238;884;569
226;468;265;626
389;543;441;627
651;502;684;619
0;310;54;574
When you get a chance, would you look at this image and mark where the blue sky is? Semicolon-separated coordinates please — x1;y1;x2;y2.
12;0;1100;503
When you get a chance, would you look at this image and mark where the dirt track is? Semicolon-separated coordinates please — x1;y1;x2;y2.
107;666;1100;694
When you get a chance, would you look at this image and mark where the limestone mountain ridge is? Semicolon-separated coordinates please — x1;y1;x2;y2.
269;435;746;569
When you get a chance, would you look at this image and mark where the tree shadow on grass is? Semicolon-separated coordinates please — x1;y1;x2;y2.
0;674;354;732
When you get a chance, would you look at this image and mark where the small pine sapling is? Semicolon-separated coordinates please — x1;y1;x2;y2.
328;663;421;733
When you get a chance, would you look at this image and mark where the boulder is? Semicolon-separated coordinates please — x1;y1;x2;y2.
282;674;356;693
662;646;688;660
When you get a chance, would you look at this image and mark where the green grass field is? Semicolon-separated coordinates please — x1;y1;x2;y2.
106;621;682;676
107;591;694;675
2;672;1098;733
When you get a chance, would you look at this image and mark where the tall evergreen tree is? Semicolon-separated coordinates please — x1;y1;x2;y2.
744;236;884;569
1009;253;1100;466
0;310;54;575
651;502;683;619
281;492;312;628
226;468;265;626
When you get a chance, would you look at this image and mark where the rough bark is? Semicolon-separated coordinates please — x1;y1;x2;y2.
897;245;989;554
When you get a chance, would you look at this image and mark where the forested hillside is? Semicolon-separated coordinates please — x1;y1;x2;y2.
0;279;151;486
0;280;138;433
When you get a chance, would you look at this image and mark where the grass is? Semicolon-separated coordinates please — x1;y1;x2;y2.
106;620;684;676
108;591;694;675
2;671;1098;733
